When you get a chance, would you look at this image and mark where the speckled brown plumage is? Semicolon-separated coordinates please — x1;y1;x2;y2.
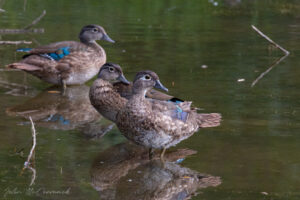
90;78;127;122
116;70;222;150
7;25;114;86
89;63;188;123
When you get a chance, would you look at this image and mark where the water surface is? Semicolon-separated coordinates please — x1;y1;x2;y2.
0;0;300;199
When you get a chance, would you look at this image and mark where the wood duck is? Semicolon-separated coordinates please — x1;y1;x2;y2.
89;63;186;123
89;63;130;122
116;70;222;160
7;24;114;89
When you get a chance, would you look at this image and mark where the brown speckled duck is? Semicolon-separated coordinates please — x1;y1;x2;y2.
116;70;222;159
7;24;114;89
89;63;130;122
89;63;185;123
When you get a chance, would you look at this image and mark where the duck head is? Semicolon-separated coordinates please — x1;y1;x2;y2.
133;70;168;95
79;24;115;43
97;63;130;84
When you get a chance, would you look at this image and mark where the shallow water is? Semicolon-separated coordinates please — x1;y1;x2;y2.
0;0;300;199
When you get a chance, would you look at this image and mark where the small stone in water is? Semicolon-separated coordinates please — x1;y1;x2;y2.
128;179;132;182
237;78;245;82
122;49;126;53
201;65;208;69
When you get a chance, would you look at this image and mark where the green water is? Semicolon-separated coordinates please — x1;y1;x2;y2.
0;0;300;199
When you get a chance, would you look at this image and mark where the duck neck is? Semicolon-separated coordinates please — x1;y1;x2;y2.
131;88;148;100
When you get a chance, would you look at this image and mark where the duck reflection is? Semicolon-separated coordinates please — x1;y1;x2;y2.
6;85;113;138
91;143;221;200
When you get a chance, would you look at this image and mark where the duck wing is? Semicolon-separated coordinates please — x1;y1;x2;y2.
18;41;88;61
147;99;192;122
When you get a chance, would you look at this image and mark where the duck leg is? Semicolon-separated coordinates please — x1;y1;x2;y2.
149;148;154;160
160;148;166;161
61;79;67;95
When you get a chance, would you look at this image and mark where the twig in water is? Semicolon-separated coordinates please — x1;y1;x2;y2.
251;54;289;87
0;28;44;34
251;25;290;55
251;25;290;87
21;117;37;186
24;10;46;30
24;117;37;167
0;40;32;45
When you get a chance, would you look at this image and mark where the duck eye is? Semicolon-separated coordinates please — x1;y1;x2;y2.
108;67;114;72
144;75;151;80
92;28;98;33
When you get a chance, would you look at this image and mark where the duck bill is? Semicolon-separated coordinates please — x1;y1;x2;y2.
117;74;130;85
154;80;168;92
102;34;115;43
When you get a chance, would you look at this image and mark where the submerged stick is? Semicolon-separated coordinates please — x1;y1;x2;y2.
251;25;290;55
0;40;32;45
24;10;46;30
251;54;289;87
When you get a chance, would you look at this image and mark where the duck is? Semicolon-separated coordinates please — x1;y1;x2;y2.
7;24;114;89
89;63;185;123
116;70;222;160
89;63;130;122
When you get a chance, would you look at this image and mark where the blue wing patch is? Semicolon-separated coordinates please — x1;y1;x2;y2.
17;48;32;52
175;105;188;122
17;47;71;61
45;114;70;125
45;47;71;61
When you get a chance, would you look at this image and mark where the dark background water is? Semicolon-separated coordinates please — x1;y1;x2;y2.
0;0;299;199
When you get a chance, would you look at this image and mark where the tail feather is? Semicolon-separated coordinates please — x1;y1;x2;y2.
197;113;222;128
7;63;42;71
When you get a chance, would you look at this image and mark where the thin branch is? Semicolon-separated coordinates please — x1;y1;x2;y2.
24;10;46;30
20;117;37;186
27;166;36;186
251;54;288;87
251;25;290;55
0;40;32;45
0;28;44;34
24;117;37;168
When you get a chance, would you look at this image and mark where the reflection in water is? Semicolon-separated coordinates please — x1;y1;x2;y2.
91;143;221;200
6;85;113;138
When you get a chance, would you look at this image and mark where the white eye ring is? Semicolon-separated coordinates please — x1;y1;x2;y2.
92;28;98;32
141;75;151;81
108;67;114;72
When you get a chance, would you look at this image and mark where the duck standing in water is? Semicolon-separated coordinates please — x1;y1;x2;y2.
89;63;185;123
116;70;221;160
7;24;114;89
